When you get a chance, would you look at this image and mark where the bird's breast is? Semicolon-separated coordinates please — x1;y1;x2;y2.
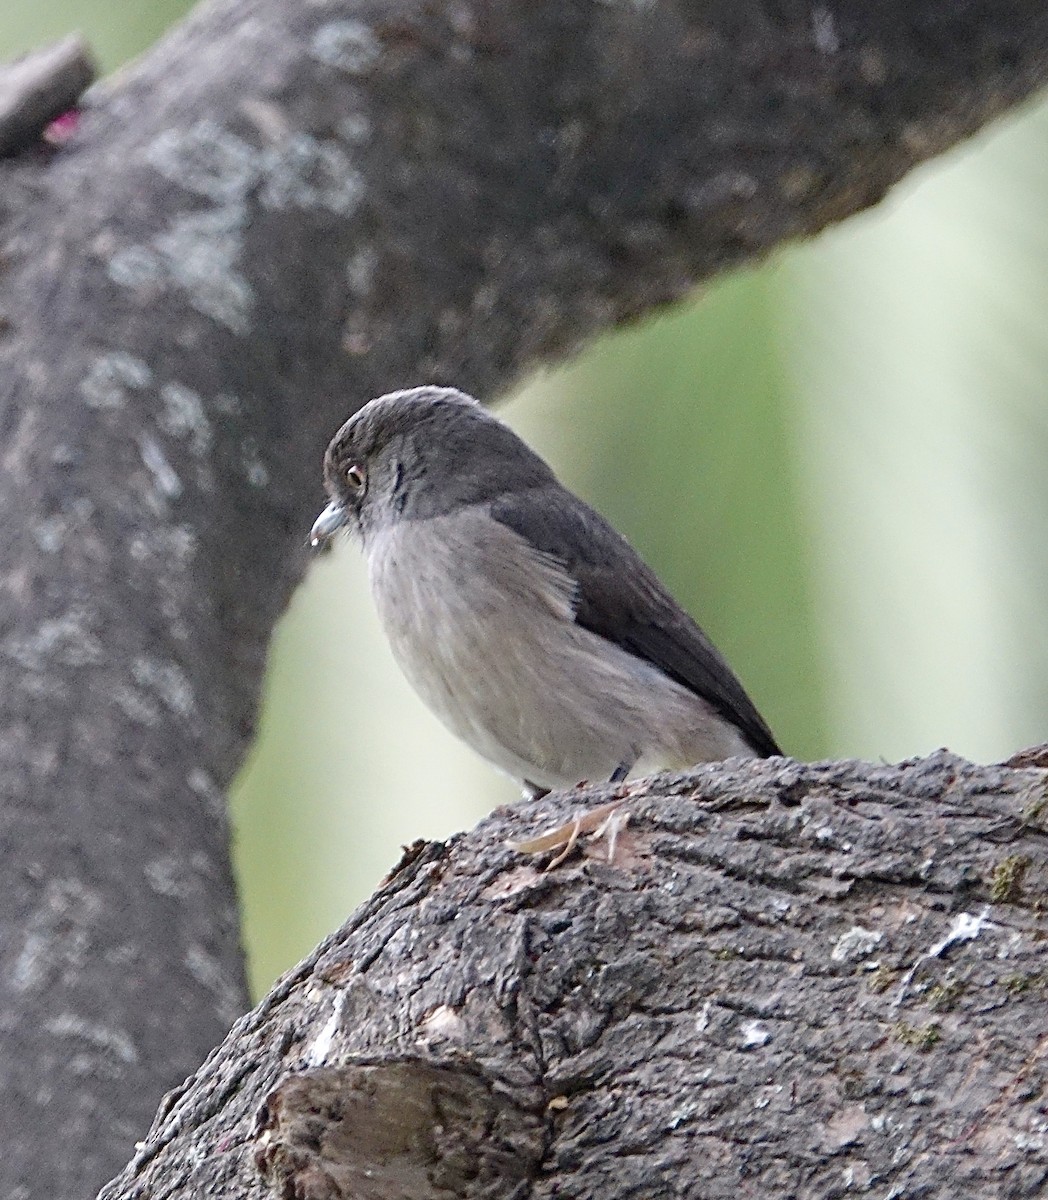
363;512;579;761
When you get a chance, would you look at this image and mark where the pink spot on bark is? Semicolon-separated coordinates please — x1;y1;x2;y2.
43;109;81;146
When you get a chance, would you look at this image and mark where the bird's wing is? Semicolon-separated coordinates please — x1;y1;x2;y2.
490;486;782;758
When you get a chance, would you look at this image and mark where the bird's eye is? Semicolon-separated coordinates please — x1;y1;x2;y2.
345;464;366;491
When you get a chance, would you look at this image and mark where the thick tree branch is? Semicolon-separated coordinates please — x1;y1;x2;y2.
0;1;1046;1196
99;752;1048;1199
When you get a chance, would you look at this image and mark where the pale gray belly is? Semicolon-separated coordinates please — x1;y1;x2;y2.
365;513;754;790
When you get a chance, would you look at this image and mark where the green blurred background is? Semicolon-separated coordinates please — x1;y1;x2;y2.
9;2;1048;995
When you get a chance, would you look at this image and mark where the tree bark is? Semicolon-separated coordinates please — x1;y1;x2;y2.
99;752;1048;1199
0;1;1046;1197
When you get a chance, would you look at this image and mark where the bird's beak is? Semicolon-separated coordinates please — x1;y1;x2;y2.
310;500;348;550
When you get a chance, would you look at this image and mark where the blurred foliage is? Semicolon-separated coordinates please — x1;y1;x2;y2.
782;101;1048;762
6;0;194;71
5;5;1047;995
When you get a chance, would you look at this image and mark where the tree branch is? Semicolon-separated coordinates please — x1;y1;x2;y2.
0;1;1046;1196
99;752;1048;1198
0;35;95;157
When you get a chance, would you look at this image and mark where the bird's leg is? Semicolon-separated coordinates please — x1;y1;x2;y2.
608;758;635;785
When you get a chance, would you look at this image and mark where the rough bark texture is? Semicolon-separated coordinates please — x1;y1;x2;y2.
0;1;1046;1197
98;752;1048;1199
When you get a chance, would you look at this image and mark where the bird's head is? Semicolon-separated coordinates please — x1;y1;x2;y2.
309;385;553;549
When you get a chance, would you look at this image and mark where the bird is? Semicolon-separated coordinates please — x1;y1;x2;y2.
310;385;781;799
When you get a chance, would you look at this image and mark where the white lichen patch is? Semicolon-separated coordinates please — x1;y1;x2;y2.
160;382;212;457
45;1013;138;1064
812;6;840;54
145;118;366;217
12;879;101;992
80;353;152;409
831;925;884;963
187;767;219;798
187;767;226;822
894;907;997;1007
32;515;67;554
185;942;243;1020
306;992;347;1065
311;20;381;73
1015;1125;1048;1152
240;437;269;487
132;655;195;717
259;134;364;215
337;112;372;145
107;244;167;290
752;1085;784;1112
184;942;224;991
741;1019;771;1048
12;930;49;992
926;909;993;959
126;525;198;644
154;205;254;333
144;854;197;899
5;608;103;671
113;119;366;331
146;119;258;204
346;245;376;294
137;433;183;500
667;1099;699;1129
111;683;161;727
128;524;198;566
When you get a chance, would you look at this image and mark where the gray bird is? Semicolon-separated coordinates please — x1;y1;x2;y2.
310;386;781;797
